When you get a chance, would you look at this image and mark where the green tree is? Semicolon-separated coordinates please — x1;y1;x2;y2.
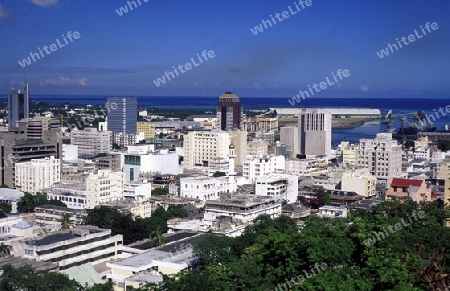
0;202;12;213
0;264;81;290
150;226;165;247
59;212;74;230
212;171;226;177
151;187;169;196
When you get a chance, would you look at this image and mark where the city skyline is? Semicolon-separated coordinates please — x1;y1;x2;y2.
0;1;449;97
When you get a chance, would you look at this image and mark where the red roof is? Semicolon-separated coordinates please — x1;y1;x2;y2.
391;178;423;187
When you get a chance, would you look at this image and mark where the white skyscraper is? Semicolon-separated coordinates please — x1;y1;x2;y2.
298;108;332;157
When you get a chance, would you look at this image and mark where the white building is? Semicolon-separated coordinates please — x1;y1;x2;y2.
46;170;124;210
341;168;376;197
86;170;124;209
414;147;430;160
317;205;348;218
11;226;123;270
183;130;230;169
285;159;318;175
255;174;298;203
242;155;285;183
357;133;402;184
71;128;112;156
62;144;78;161
113;132;145;147
203;194;281;237
124;145;180;182
15;156;61;194
280;126;299;158
180;176;236;204
298;108;332;157
123;182;152;201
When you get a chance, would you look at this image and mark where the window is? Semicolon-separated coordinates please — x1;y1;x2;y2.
25;249;33;256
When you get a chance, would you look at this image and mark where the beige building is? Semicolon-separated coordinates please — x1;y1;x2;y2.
15;156;61;194
71;128;112;156
18;116;60;140
86;170;125;209
228;129;247;165
247;139;269;155
341;168;376;197
280;126;299;158
340;141;358;166
445;176;450;207
183;130;230;169
137;122;156;139
436;157;450;179
357;133;402;185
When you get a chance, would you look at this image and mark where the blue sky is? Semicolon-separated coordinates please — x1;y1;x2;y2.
0;0;449;97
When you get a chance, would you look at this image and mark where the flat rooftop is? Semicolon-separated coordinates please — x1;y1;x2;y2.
29;227;105;246
129;232;198;250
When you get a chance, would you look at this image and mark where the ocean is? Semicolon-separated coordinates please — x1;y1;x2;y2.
17;94;450;146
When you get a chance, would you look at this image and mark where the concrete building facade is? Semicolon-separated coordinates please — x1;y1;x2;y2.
11;226;123;270
71;128;112;157
183;130;230;169
341;168;376;197
298;108;332;157
255;173;298;203
357;133;402;184
280;126;299;158
242;155;285;183
15;156;61;194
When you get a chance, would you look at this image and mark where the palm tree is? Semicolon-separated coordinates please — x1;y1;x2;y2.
150;226;165;247
59;213;74;231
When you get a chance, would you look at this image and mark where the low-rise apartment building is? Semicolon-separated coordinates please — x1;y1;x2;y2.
255;173;298;203
34;205;87;228
341;168;376;197
11;226;123;270
243;155;285;183
203;194;281;236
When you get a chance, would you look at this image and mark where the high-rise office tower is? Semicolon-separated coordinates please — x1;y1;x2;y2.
106;97;137;134
298;108;332;157
8;80;29;129
217;92;243;130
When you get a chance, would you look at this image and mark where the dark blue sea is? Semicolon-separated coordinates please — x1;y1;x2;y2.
6;93;450;146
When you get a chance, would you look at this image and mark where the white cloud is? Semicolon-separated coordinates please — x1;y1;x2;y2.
0;4;10;19
39;77;88;87
360;85;370;92
28;0;59;7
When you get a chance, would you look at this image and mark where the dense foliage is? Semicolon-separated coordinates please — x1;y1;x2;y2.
84;205;187;245
151;187;169;196
17;192;67;213
132;198;450;290
0;265;114;291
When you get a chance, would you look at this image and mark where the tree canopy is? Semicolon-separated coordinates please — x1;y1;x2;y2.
17;192;67;213
131;198;450;290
